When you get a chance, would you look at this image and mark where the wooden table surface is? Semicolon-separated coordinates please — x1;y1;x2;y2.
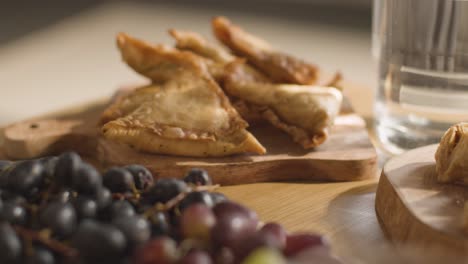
219;180;383;262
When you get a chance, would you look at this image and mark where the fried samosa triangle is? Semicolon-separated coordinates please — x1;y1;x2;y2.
212;16;319;85
224;61;342;148
100;33;266;157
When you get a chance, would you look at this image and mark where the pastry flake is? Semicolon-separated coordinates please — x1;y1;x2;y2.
101;33;266;157
212;16;319;85
224;61;342;148
435;123;468;186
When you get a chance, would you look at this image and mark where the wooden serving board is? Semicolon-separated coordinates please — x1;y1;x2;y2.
1;97;377;185
375;144;468;255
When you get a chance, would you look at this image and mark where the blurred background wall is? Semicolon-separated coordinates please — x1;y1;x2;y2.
0;0;371;45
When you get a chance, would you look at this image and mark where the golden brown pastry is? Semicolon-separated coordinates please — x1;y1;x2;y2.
169;29;234;65
100;33;266;157
169;29;269;122
224;61;342;148
169;29;342;147
435;123;468;186
212;16;319;85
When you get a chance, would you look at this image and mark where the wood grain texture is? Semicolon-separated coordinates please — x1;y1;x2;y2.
376;144;468;256
1;96;377;185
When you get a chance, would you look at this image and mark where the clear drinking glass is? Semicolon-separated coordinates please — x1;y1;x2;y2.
372;0;468;154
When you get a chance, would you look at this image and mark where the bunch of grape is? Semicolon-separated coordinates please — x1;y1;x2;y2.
0;152;341;264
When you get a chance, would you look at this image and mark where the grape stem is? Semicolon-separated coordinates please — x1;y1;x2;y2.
13;225;78;257
142;184;220;218
112;184;220;203
191;184;220;192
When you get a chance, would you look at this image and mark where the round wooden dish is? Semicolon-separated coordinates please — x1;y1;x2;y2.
375;144;468;255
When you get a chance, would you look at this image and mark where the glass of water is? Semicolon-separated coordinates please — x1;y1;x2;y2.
372;0;468;154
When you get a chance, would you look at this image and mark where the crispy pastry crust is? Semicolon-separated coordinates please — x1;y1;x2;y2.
169;29;269;122
212;16;319;85
101;33;266;157
224;61;342;148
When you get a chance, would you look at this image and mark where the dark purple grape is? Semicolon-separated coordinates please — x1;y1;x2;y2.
180;204;216;242
210;192;227;205
24;187;41;202
7;160;45;196
133;236;177;264
0;222;22;263
124;165;153;190
112;215;150;249
52;189;73;203
0;201;27;225
72;220;127;262
148;212;170;238
179;250;212;264
211;202;258;249
259;223;287;249
38;156;59;180
0;190;15;201
103;167;135;193
0;160;12;171
54;152;82;187
183;168;212;186
40;202;77;238
2;192;26;205
233;231;283;261
72;163;102;194
284;233;328;257
0;161;13;188
109;200;135;219
0;173;9;189
178;191;214;212
143;178;187;204
26;246;55;264
72;196;98;220
94;187;112;210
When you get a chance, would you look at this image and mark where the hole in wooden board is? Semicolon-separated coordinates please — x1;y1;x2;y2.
30;123;39;129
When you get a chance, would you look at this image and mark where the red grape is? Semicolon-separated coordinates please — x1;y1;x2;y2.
180;204;216;243
134;236;178;264
211;202;258;249
259;223;287;250
284;233;329;257
288;246;342;264
213;202;258;223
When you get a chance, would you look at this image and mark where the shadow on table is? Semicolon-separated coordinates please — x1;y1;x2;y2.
325;183;466;264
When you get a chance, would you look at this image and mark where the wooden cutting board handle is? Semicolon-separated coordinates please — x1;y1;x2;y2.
2;101;104;160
